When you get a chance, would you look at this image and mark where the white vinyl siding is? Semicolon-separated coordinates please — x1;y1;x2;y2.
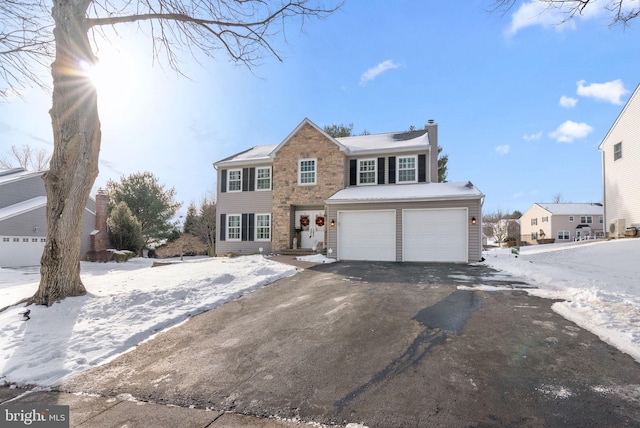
298;159;317;185
358;159;376;185
397;156;417;183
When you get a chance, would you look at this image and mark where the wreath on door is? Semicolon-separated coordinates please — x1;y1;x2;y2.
315;216;325;227
300;215;310;227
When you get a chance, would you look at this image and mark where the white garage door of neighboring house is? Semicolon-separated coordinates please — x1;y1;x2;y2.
403;208;468;262
0;236;46;267
338;210;396;261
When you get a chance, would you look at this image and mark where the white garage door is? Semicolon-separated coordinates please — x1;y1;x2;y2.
338;210;396;261
0;236;46;267
403;208;467;262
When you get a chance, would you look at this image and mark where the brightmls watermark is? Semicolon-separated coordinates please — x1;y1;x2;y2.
2;405;69;427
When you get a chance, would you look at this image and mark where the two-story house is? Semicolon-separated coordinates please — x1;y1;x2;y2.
0;168;99;267
598;83;640;237
519;203;604;245
214;118;484;262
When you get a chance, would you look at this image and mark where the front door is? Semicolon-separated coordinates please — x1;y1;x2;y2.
295;210;325;251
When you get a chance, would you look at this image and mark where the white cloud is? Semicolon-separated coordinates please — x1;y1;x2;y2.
495;144;511;155
549;120;594;143
523;132;542;141
559;96;578;108
576;79;629;105
359;60;400;86
505;0;609;36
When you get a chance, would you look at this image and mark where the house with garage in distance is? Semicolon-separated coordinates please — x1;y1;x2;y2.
598;83;640;238
519;203;604;245
0;168;103;267
213;118;484;263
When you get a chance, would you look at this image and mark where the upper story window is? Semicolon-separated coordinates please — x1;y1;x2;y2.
599;216;603;224
256;167;271;191
542;216;549;223
569;216;574;222
397;156;417;183
531;218;537;226
358;159;376;185
580;216;593;224
614;142;622;161
227;170;242;192
298;159;317;185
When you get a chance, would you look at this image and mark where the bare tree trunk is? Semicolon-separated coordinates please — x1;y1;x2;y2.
32;0;101;306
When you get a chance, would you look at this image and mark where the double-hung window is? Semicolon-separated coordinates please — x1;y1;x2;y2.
531;218;537;226
614;142;622;161
298;159;317;185
227;215;241;241
557;230;570;240
580;216;593;224
358;159;376;185
256;214;271;241
227;170;242;192
397;156;417;183
256;167;271;190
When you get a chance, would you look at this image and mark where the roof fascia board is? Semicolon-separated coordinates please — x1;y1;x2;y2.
347;145;431;157
326;194;484;205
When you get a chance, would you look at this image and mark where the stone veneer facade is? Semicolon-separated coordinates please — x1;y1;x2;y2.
271;123;346;251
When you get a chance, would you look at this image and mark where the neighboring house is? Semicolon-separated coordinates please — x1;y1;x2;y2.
213;118;484;263
598;83;640;238
0;168;100;267
519;203;604;245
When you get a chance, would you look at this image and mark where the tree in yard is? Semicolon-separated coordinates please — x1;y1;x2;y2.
1;1;339;306
183;202;198;235
0;145;51;171
190;197;217;256
108;201;144;253
106;172;181;251
492;0;639;27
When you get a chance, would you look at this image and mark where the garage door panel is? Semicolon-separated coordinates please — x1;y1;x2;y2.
403;209;467;262
338;211;395;261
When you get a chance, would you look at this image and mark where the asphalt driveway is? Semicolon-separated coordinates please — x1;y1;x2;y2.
60;259;640;427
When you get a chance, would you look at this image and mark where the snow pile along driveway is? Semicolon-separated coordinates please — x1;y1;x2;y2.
0;255;296;387
483;239;640;363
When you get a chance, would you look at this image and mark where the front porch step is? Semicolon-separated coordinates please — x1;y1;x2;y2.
278;248;318;256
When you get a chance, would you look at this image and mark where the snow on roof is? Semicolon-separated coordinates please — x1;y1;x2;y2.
326;182;483;204
537;203;604;215
0;168;45;185
0;196;47;221
336;129;429;154
214;144;278;167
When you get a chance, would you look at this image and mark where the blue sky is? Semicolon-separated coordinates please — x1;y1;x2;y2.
1;0;639;216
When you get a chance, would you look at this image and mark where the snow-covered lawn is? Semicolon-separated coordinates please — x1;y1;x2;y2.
482;238;640;363
0;255;296;387
1;239;639;389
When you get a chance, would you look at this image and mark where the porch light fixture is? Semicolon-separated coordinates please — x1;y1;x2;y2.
330;219;336;227
471;217;477;225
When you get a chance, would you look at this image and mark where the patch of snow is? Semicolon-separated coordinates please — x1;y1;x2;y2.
295;254;336;264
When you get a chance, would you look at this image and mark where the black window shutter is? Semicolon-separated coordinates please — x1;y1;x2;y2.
219;214;226;241
349;159;357;186
388;156;396;184
241;213;255;241
242;168;249;192
418;154;427;182
249;168;255;191
220;170;227;193
377;157;385;184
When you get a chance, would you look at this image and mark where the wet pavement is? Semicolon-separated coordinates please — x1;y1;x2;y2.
3;258;640;427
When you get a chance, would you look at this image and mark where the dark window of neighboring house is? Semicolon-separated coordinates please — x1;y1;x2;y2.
531;232;538;240
580;216;593;224
614;142;622;161
531;218;537;226
569;216;574;222
557;230;570;240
